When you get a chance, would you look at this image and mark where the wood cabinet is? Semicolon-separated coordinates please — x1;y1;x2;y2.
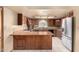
40;35;52;49
14;36;26;49
13;35;52;50
17;13;23;25
47;19;54;26
55;19;62;27
28;18;62;27
54;29;62;38
13;31;52;50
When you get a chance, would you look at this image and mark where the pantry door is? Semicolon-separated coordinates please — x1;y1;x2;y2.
0;7;3;52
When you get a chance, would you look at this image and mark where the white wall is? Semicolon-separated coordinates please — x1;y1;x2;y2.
4;7;17;52
69;7;79;51
73;7;79;52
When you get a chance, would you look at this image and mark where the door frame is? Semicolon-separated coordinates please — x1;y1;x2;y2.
0;6;4;52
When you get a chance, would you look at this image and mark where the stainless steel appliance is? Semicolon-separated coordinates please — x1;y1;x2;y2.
61;17;72;51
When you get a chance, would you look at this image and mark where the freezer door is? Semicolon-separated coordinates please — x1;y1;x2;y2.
62;35;72;51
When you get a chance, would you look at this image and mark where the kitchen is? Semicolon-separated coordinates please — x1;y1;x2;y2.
1;6;73;52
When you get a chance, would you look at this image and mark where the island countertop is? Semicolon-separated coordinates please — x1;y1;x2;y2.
12;30;54;36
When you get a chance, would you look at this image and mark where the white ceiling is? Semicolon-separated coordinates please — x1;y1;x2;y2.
6;6;73;18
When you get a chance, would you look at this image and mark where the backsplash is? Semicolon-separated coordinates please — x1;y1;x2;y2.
38;20;48;27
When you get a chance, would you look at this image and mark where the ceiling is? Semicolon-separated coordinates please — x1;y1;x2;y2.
6;6;73;18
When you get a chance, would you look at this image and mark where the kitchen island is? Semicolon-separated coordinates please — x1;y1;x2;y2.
12;31;53;50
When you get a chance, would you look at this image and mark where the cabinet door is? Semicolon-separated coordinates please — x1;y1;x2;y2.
34;36;40;49
18;14;22;25
29;38;35;49
26;35;40;50
55;19;61;27
48;19;54;26
55;29;62;38
40;35;52;49
25;35;36;49
14;36;26;50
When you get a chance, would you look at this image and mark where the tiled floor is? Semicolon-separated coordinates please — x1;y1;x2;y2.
13;37;70;52
52;37;69;52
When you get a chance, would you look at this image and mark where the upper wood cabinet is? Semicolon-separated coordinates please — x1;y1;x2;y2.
55;19;62;27
17;14;62;27
47;19;54;26
17;13;23;25
47;19;62;27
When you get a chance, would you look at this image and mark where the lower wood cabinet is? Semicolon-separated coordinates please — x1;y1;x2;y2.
55;29;62;38
14;36;26;49
13;35;52;50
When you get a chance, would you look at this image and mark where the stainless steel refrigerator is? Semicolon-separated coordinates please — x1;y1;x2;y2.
61;16;72;51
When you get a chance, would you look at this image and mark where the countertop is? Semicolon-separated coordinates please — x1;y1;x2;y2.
33;27;61;30
12;31;53;36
